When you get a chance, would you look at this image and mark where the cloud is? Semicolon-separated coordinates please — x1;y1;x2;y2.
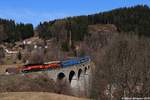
0;8;69;26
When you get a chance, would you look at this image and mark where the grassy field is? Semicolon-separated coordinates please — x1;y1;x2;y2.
0;92;90;100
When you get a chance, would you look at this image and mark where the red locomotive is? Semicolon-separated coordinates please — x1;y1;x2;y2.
22;61;61;73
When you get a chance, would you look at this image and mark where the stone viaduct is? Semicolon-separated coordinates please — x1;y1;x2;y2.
46;60;93;82
45;60;94;96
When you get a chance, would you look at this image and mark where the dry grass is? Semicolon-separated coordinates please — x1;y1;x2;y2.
88;24;117;33
0;64;22;74
0;74;56;92
0;92;90;100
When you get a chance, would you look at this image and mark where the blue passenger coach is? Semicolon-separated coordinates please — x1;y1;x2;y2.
61;59;79;68
61;56;91;68
79;56;91;63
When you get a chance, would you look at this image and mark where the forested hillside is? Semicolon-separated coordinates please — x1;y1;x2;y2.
36;5;150;41
0;5;149;44
88;5;150;36
0;19;34;43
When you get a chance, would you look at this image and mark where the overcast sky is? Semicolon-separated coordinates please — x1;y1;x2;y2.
0;0;149;26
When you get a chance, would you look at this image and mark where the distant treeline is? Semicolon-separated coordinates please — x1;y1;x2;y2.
0;5;150;43
0;19;34;43
36;5;150;41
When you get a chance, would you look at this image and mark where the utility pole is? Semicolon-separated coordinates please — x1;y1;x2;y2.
69;30;72;48
67;19;72;50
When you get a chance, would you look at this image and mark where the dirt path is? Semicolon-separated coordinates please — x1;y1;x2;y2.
0;92;90;100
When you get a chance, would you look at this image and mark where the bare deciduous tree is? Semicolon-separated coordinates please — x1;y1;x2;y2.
0;47;5;64
29;49;44;64
89;33;150;99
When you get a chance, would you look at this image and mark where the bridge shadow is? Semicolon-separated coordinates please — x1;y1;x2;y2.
78;69;83;79
69;71;75;83
56;72;71;95
57;72;65;80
